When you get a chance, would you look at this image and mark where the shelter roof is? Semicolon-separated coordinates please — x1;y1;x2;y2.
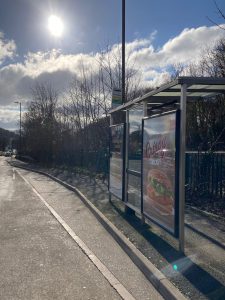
109;77;225;114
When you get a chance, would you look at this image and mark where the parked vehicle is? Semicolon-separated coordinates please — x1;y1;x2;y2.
4;151;12;157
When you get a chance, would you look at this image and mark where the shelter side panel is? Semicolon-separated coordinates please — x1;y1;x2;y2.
109;124;125;200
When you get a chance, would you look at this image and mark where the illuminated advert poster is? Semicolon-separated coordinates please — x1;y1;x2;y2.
142;111;179;236
109;124;125;200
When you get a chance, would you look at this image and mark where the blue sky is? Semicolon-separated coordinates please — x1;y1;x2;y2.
0;0;224;57
0;0;224;129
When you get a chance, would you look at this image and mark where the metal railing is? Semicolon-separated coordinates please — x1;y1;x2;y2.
186;151;225;199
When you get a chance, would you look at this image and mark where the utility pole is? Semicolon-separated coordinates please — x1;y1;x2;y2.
122;0;125;103
14;101;22;154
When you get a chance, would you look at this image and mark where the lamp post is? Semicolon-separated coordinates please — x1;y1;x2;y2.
122;0;126;104
14;101;21;154
122;0;134;215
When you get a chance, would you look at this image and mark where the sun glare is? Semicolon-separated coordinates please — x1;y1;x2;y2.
48;15;63;37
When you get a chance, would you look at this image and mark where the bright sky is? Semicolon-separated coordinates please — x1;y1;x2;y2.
0;0;224;129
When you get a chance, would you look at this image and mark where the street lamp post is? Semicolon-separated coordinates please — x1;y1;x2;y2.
122;0;134;215
14;101;22;154
122;0;126;104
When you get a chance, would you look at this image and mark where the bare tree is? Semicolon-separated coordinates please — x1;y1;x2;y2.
97;43;143;102
185;39;225;150
207;0;225;31
22;83;59;163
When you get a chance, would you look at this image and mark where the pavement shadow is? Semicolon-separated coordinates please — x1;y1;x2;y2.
111;202;225;300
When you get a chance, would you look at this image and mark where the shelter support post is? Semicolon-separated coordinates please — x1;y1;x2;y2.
124;110;129;203
124;109;135;216
143;101;148;116
110;114;113;126
141;215;145;225
109;115;113;203
179;83;187;253
141;101;148;225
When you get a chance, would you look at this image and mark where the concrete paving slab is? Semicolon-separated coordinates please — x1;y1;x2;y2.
0;157;122;300
17;167;164;300
9;158;225;300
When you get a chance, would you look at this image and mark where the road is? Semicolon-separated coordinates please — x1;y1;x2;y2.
0;157;163;300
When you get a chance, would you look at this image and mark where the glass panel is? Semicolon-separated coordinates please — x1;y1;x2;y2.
188;84;225;90
187;92;213;97
127;105;143;210
110;124;124;200
155;92;181;97
170;84;181;90
127;174;141;210
128;106;143;173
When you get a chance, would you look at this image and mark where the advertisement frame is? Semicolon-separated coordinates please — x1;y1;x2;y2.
109;123;126;201
141;110;180;238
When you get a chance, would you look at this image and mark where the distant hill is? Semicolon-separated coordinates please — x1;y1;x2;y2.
0;127;19;151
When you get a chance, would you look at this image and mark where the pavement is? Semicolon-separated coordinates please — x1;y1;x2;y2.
0;157;164;300
7;157;225;300
185;206;225;248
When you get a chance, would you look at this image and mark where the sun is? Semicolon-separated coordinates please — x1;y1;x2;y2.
48;15;63;37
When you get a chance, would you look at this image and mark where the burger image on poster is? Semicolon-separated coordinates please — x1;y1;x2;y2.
146;169;174;215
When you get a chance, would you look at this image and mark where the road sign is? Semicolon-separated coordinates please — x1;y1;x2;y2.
112;88;122;108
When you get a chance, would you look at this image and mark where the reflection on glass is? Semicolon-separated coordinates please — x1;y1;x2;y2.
127;105;143;210
110;124;124;199
127;174;141;209
128;106;143;172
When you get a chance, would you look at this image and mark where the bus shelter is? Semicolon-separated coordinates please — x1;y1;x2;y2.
108;77;225;252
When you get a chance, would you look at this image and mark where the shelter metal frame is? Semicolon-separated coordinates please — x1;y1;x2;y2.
109;77;225;253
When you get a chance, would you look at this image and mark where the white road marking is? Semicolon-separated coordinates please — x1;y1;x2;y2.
16;169;136;300
12;168;15;180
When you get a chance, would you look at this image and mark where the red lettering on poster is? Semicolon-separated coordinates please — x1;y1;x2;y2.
145;137;168;159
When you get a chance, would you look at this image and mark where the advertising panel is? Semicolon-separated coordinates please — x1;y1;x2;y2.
142;111;179;236
109;124;125;200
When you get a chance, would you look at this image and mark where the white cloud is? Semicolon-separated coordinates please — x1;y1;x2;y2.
22;50;98;78
0;24;224;128
0;32;16;65
0;105;20;130
130;24;225;70
0;50;99;106
142;69;171;87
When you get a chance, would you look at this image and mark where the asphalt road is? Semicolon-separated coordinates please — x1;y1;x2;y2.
0;157;163;300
